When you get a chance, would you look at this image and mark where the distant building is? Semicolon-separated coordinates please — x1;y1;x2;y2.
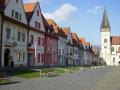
100;8;120;66
71;33;80;66
43;18;58;66
63;27;73;65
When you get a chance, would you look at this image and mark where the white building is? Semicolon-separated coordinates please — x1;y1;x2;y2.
1;0;28;67
71;33;80;66
24;2;45;66
83;42;91;65
57;29;67;66
100;8;120;66
63;27;73;65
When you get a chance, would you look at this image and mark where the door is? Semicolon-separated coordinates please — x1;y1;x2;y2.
28;53;34;66
4;49;10;67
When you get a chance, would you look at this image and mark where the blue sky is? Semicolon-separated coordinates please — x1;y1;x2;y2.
23;0;120;46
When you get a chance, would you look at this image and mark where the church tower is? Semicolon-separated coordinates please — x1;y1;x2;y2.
100;8;111;65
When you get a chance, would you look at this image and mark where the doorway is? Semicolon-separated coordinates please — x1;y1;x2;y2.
4;49;10;67
28;53;34;66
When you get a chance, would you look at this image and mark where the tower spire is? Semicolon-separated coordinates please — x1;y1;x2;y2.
101;8;110;29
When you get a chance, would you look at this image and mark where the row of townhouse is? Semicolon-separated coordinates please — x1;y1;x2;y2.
0;0;101;68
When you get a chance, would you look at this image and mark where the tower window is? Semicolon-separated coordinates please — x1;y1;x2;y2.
104;46;107;48
104;38;107;43
111;47;114;52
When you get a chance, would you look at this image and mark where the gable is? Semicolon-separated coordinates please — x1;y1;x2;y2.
67;29;73;44
29;3;45;32
4;0;27;24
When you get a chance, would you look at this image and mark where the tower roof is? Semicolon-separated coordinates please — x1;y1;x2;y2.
101;8;110;30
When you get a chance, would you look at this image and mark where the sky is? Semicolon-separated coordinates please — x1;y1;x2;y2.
23;0;120;46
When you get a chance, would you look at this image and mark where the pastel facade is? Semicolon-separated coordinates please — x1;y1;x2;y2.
24;2;45;66
63;28;73;65
43;19;58;66
0;0;101;68
72;33;80;65
1;0;28;67
57;35;67;66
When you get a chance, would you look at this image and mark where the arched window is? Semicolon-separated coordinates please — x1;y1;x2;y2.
104;38;107;43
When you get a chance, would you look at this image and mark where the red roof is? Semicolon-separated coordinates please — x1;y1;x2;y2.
62;28;69;35
24;3;36;12
58;28;67;38
23;2;37;22
71;33;79;44
79;38;85;45
111;36;120;45
84;42;90;47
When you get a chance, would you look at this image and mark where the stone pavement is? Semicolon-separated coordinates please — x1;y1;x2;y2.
0;66;120;90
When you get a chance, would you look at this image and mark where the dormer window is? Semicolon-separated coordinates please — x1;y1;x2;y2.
35;21;41;29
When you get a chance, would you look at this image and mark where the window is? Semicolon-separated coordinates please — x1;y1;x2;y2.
17;32;21;41
16;0;18;3
104;38;107;43
41;54;44;63
30;35;34;44
6;28;11;40
19;14;21;21
21;53;25;62
16;52;20;62
15;12;19;19
22;33;25;42
38;37;41;45
38;53;40;63
111;47;114;52
113;57;115;62
38;23;40;29
12;10;14;17
42;38;44;46
35;21;37;28
37;10;39;16
104;46;107;48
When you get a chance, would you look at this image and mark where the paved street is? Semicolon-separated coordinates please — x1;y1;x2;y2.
0;66;120;90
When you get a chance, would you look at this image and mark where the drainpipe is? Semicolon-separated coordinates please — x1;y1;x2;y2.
27;23;29;66
0;12;4;67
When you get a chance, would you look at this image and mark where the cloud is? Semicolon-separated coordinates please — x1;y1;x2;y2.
87;5;103;15
43;4;78;22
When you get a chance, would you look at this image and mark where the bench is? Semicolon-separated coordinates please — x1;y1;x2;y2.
0;69;7;84
39;68;55;77
64;68;70;72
